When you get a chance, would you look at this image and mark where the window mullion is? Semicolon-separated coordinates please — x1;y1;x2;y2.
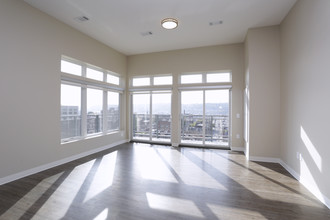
119;93;122;131
103;90;108;134
202;90;206;145
202;73;206;84
149;92;152;141
81;63;87;137
81;85;87;137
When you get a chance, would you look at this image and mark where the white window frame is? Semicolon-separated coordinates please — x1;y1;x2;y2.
130;74;173;89
179;71;232;85
60;56;124;144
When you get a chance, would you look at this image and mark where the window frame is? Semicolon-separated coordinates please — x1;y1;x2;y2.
179;71;232;85
130;74;173;88
180;73;203;84
60;56;124;144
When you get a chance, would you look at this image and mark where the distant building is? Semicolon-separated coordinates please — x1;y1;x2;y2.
61;106;81;139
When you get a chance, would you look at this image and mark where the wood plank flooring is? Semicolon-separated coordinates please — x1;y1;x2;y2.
1;142;329;220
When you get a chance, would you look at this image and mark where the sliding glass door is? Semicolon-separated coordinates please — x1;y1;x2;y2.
181;91;204;144
132;93;150;140
181;89;230;147
132;91;171;142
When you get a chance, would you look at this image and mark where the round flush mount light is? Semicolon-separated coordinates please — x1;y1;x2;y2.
161;18;178;30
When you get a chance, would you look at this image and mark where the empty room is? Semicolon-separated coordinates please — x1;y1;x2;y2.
0;0;330;219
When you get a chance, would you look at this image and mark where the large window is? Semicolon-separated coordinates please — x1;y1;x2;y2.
61;84;81;139
87;88;103;134
181;91;203;144
181;89;230;147
60;57;123;143
107;91;120;131
152;92;171;142
129;72;231;147
132;93;150;140
132;91;171;142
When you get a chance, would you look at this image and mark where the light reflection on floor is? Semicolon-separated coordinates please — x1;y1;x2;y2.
1;143;329;220
83;151;117;203
146;192;204;218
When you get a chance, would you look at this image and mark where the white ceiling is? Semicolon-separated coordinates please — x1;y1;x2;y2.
24;0;297;55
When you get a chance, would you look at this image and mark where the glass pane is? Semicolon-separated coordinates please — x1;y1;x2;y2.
61;60;82;76
86;68;103;81
87;88;103;134
107;74;120;85
181;91;203;144
61;84;81;140
107;91;120;131
154;76;173;85
206;73;231;83
181;74;202;84
205;90;229;146
132;93;150;140
152;93;171;142
132;77;150;86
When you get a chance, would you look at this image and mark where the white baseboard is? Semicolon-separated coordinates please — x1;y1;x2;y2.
249;156;281;163
0;139;129;185
231;146;245;152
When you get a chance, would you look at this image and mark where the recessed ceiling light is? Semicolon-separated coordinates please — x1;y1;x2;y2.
161;18;178;30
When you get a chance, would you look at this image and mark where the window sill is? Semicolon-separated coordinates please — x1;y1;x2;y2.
61;130;122;145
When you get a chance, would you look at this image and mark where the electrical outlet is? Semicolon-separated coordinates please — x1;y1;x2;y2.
296;152;302;161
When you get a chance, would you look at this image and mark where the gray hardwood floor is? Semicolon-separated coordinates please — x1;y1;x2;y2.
1;142;329;220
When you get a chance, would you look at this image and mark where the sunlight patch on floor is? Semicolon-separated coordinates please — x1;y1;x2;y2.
0;172;63;220
179;151;228;191
207;203;265;219
146;192;204;218
83;151;117;203
136;147;178;183
93;208;108;220
34;159;96;219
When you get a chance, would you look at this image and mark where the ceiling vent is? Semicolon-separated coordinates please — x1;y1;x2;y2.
209;20;223;26
141;31;153;37
75;16;89;22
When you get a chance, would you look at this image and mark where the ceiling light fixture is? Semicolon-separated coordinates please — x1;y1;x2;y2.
161;18;178;30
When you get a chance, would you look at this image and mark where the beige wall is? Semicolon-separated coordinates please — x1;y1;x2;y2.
128;44;245;149
244;26;281;159
0;0;127;179
280;0;330;204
